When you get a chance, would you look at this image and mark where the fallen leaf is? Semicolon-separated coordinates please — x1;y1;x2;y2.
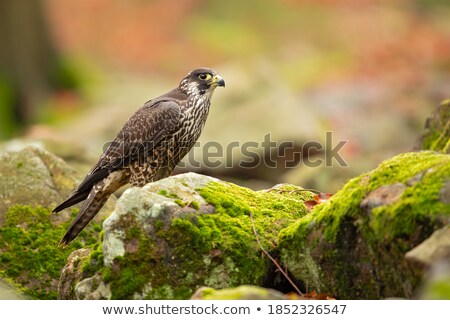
304;193;333;212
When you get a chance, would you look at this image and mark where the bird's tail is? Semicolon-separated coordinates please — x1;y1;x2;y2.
59;190;109;246
53;189;90;213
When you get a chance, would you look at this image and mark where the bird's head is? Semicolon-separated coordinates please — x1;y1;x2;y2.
179;68;225;96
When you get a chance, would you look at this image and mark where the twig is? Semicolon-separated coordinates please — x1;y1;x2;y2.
267;188;322;195
249;211;304;296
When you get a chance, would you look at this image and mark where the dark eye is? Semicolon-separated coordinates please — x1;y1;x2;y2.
198;73;211;80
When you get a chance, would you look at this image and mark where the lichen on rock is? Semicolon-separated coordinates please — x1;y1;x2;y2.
64;172;314;300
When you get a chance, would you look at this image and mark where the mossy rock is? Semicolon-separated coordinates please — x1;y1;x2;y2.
415;100;450;153
0;146;116;225
0;146;116;299
278;151;450;299
61;173;314;300
0;146;79;222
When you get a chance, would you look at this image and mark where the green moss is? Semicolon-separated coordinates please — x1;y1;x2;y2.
174;199;185;207
421;277;450;299
0;205;102;299
158;190;168;196
81;243;104;278
167;193;181;199
197;287;216;298
199;182;312;217
154;219;164;230
157;189;183;201
199;182;314;249
173;200;201;209
190;201;200;210
101;267;113;283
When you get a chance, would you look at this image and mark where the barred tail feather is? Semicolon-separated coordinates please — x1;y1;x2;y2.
59;191;109;246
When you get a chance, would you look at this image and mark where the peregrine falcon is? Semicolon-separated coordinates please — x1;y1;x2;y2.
54;68;225;245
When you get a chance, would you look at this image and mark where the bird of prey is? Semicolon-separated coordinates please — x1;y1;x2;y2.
54;68;225;245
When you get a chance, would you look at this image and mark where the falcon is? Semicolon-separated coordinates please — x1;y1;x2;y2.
54;68;225;245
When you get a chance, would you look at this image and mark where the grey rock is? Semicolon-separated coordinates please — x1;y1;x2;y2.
405;227;450;269
59;248;92;300
102;187;179;267
0;146;77;222
0;146;115;225
440;180;450;204
75;275;111;300
360;183;406;210
0;279;28;300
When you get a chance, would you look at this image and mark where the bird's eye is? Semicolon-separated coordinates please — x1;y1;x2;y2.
198;73;211;81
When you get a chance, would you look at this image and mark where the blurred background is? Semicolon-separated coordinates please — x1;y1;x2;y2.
0;0;449;192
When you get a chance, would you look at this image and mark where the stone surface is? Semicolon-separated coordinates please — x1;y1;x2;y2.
0;146;115;225
360;183;406;209
0;279;28;300
58;248;92;300
440;180;450;204
75;275;111;300
0;146;77;224
405;227;450;269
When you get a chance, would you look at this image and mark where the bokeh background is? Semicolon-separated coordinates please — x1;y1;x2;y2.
1;0;449;192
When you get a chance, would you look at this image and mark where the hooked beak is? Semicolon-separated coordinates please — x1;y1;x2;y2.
211;74;225;87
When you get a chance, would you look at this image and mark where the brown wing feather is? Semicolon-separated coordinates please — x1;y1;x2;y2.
53;99;182;214
99;99;182;170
